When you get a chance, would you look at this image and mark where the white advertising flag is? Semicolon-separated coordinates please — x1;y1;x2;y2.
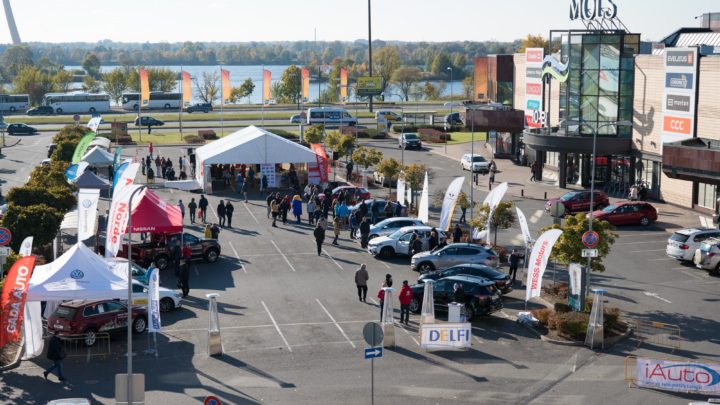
21;302;43;360
525;229;563;301
113;162;140;199
406;187;412;206
396;178;406;207
19;236;33;257
148;267;162;333
516;207;533;245
87;116;102;133
439;177;465;231
105;184;143;258
77;188;100;241
418;171;429;223
485;182;509;237
568;263;582;296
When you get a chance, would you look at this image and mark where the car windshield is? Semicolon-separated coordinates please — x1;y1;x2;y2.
373;219;392;228
54;306;76;320
560;192;579;201
471;156;486;162
404;134;418;140
602;205;617;213
670;233;690;243
388;229;404;239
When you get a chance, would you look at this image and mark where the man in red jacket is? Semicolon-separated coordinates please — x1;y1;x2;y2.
399;280;414;325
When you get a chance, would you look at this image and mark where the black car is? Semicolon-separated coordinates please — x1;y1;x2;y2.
408;275;503;320
418;264;512;294
8;123;38;135
134;117;165;127
186;103;213;113
349;199;407;220
443;112;463;125
398;132;422;150
27;106;54;116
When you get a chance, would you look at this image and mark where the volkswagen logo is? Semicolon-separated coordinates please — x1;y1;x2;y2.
81;199;93;208
70;269;84;279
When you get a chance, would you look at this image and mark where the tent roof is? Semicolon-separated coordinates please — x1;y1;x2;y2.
60;209;77;231
75;171;110;189
194;125;318;165
27;242;128;301
82;146;114;165
89;137;111;150
129;188;183;233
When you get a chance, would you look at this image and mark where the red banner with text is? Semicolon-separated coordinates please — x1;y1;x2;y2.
0;256;36;348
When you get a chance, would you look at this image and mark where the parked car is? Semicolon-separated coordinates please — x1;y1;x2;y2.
461;154;490;173
131;280;183;312
186;102;213;113
117;232;221;270
667;228;720;262
47;300;148;347
47;143;57;158
443;112;464;125
418;264;512;294
330;186;371;204
134;116;165;127
398;133;422;149
408;275;503;320
290;112;307;123
545;190;610;215
589;201;657;226
410;243;499;272
106;258;151;284
349;199;408;222
368;217;425;240
376;110;402;122
368;225;446;259
8;123;38;135
27;106;54;116
694;237;720;275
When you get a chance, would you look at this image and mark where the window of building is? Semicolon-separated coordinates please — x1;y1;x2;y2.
698;182;718;211
545;151;559;168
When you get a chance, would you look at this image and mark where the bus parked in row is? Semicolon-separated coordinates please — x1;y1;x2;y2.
121;92;181;111
0;94;29;113
43;93;111;114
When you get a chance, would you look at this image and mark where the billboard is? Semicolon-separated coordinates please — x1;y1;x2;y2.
525;48;545;129
356;76;383;97
661;47;697;147
637;357;720;394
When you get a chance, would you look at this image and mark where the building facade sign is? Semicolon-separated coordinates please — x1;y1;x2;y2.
661;47;698;147
525;48;545;128
569;0;618;21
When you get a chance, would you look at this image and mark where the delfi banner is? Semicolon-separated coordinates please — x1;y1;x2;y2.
0;256;36;347
340;67;348;101
78;188;101;241
516;207;533;245
72;132;97;164
148;267;162;333
439;177;465;231
139;68;150;107
105;184;142;258
221;68;231;104
263;69;272;104
420;323;472;350
636;357;720;394
301;67;310;101
418;172;429;223
310;143;329;183
525;229;563;301
112;147;122;170
181;71;192;108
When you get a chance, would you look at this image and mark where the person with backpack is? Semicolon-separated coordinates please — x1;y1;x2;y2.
43;331;67;382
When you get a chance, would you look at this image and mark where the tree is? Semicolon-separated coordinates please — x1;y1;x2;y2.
303;124;324;145
127;67;179;92
325;131;355;160
430;52;453;77
373;46;401;95
403;163;427;208
470;201;516;246
81;52;102;79
194;71;219;104
1;204;63;252
103;68;128;105
2;45;33;78
230;78;255;103
274;65;302;104
517;34;549;53
375;157;401;196
352;146;383;171
423;81;440;100
82;76;101;93
541;213;617;273
391;66;422;101
50;125;87;163
53;70;74;92
462;76;474;99
6;186;75;214
12;66;57;106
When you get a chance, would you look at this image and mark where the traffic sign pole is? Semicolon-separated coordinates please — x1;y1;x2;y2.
363;322;383;405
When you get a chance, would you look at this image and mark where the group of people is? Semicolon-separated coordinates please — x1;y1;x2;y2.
354;268;415;325
142;155;192;182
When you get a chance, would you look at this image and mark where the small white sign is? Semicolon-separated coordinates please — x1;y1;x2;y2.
582;249;598;258
420;323;472;350
0;246;11;255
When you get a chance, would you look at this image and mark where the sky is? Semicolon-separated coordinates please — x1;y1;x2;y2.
3;0;718;44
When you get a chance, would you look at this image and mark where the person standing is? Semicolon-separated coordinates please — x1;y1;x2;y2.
217;200;226;227
199;194;209;223
271;197;280;227
280;195;290;224
180;245;191;297
508;249;520;284
292;195;303;224
313;222;325;256
332;216;341;245
260;173;267;195
43;332;66;382
172;238;182;278
141;157;146;175
378;274;393;321
530;161;538;182
349;210;358;240
188;198;197;224
210;223;220;239
399;280;414;325
177;200;185;222
247;166;255;189
241;180;248;203
146;166;154;184
148;142;154;158
428;227;438;252
225;201;234;228
160;157;167;179
452;223;463;243
266;193;275;218
235;172;244;193
355;264;369;302
370;200;379;225
307;198;317;225
384;202;394;219
360;217;371;248
154;155;161;174
346;160;354;181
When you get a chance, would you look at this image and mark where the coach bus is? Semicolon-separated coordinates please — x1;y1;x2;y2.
0;94;29;113
121;92;181;111
43;92;111;114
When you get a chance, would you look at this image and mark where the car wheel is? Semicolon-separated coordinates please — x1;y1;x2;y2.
8;106;15;112
164;103;171;109
380;247;394;259
418;262;435;273
155;255;170;271
465;304;476;321
639;216;650;226
205;248;219;263
89;107;96;113
56;108;63;114
132;317;147;334
83;328;98;347
160;297;175;312
409;297;421;313
711;264;720;277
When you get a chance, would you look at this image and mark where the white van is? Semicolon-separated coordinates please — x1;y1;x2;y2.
306;107;357;127
375;109;402;122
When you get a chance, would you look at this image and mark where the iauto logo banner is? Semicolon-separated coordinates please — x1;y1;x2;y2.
637;357;720;393
661;47;697;148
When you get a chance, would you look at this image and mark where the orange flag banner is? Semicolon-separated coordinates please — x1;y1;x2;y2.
181;71;192;108
263;69;272;104
139;68;150;107
221;68;231;104
340;67;348;102
301;68;310;101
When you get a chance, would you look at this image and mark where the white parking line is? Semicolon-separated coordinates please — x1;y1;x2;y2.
243;202;260;224
629;249;667;253
227;241;246;274
322;248;344;271
649;257;673;261
398;323;420;346
271;240;296;272
316;299;356;349
261;301;292;352
209;205;218;222
617;232;666;238
643;291;672;304
529;209;543;224
679;270;705;280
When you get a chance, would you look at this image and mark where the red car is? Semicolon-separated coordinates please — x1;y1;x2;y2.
588;201;658;226
330;186;371;204
545;190;609;215
48;300;148;347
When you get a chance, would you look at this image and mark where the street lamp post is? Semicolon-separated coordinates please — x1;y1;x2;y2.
446;66;453;154
126;185;147;405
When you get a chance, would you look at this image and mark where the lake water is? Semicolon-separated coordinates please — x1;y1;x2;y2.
66;65;464;105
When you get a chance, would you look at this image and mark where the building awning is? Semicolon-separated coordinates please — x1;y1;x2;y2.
662;138;720;184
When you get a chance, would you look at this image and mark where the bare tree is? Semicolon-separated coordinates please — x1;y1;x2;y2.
194;71;219;104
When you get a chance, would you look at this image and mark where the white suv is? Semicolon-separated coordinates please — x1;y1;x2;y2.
667;228;720;261
694;237;720;275
461;154;490;173
368;225;446;259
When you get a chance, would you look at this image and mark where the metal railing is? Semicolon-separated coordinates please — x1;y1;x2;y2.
61;332;113;359
628;319;682;353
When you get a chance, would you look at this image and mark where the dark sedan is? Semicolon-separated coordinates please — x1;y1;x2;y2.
8;123;38;135
27;106;54;116
134;116;165;127
186;103;213;113
349;199;408;220
418;264;512;294
408;275;503;320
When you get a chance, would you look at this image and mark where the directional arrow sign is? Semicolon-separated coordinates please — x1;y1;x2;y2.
364;346;383;359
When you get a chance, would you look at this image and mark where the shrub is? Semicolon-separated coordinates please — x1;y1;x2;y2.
392;124;463;133
544;282;569;299
554;302;572;313
272;129;298;140
6;186;76;213
556;311;589;340
418;128;450;143
184;135;204;144
531;308;552;326
604;307;621;330
198;130;217;140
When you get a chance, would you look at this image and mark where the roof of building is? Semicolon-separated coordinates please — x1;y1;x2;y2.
658;27;720;49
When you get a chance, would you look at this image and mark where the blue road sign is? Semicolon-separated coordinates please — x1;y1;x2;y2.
364;346;383;359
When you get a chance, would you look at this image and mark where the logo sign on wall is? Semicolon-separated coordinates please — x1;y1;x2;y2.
661;47;698;148
525;48;545;129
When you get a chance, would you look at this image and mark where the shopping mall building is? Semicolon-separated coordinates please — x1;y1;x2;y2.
470;11;720;215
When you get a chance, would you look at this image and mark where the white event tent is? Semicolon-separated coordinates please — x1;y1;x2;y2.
82;146;115;166
193;125;319;192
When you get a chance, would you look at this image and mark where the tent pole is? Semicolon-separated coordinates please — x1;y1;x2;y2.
126;185;146;405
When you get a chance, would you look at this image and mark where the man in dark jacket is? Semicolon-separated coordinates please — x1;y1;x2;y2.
225;201;235;228
217;200;226;227
508;249;520;284
199;195;209;223
188;198;197;224
172;238;182;278
359;217;371;248
44;332;66;382
313;222;325;256
452;223;463;243
179;259;190;297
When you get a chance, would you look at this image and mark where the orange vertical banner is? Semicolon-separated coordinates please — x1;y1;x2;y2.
0;256;36;348
263;69;272;104
221;68;231;104
181;71;192;108
340;67;348;102
473;57;488;101
301;67;310;101
139;68;150;107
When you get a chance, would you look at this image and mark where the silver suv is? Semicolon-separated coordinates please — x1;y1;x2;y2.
410;243;499;273
694;237;720;275
368;217;424;240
